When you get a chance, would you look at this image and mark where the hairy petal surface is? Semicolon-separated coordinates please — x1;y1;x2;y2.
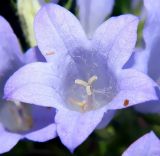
122;131;160;156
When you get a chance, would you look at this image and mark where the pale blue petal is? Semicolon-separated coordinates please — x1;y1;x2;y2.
122;131;160;156
34;4;88;62
0;124;22;154
77;0;114;37
24;46;46;63
107;69;157;110
56;106;106;152
92;15;139;75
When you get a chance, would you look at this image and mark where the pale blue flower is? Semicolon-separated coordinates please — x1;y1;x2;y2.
4;4;157;152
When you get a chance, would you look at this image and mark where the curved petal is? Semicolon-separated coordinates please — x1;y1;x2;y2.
92;15;139;74
128;0;160;85
25;123;57;142
96;110;115;129
134;87;160;113
0;17;23;97
0;16;13;34
77;0;114;37
107;69;158;110
24;46;46;63
0;124;22;154
0;16;23;64
134;101;160;114
143;0;160;49
122;131;160;156
4;62;65;109
55;107;106;152
34;3;88;61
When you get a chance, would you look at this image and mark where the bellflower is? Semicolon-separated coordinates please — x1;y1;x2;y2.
77;0;114;37
128;0;160;113
122;131;160;156
0;16;56;154
4;4;157;152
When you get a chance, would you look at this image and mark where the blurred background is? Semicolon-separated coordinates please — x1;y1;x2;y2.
0;0;160;156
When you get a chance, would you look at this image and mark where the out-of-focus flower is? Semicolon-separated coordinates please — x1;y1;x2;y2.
77;0;114;38
122;131;160;156
128;0;160;113
4;4;157;152
17;0;58;46
0;16;56;154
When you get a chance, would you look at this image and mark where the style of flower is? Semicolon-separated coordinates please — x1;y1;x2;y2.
0;16;56;154
4;4;157;152
122;131;160;156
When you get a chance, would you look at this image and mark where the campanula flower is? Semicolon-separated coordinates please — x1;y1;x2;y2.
122;131;160;156
4;4;157;152
0;16;56;154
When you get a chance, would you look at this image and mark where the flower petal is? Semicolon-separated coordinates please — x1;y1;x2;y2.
0;16;23;97
134;101;160;114
55;107;106;152
4;62;65;109
25;123;57;142
140;0;160;83
122;131;160;156
24;46;46;63
0;16;13;34
92;15;139;74
96;110;116;129
107;69;157;110
0;124;21;154
77;0;114;37
25;105;57;142
34;3;88;61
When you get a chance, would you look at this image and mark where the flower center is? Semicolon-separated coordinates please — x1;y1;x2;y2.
0;101;33;132
69;75;97;111
66;73;117;112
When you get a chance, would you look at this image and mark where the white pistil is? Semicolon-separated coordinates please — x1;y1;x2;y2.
88;75;98;85
75;79;88;87
86;85;92;95
71;75;98;111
